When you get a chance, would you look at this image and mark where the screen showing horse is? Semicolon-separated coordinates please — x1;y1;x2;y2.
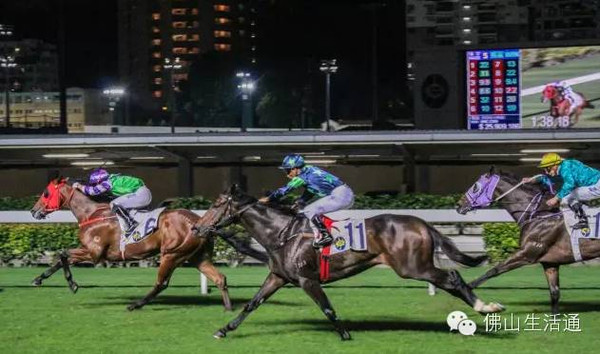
466;45;600;130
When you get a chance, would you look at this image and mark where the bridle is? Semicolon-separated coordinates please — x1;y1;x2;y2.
40;182;75;213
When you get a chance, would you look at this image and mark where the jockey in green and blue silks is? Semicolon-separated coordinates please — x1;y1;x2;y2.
72;168;152;234
523;153;600;230
259;154;355;248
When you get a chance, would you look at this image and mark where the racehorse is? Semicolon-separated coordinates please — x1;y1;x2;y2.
30;176;236;311
456;168;600;314
200;185;505;340
541;84;594;126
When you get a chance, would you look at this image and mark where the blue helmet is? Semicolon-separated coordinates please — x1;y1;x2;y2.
279;154;305;169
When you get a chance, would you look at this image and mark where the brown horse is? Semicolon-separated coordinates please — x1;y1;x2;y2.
30;176;234;311
457;169;600;314
541;84;594;126
200;185;504;340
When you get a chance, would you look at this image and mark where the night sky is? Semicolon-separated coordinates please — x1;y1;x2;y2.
0;0;405;120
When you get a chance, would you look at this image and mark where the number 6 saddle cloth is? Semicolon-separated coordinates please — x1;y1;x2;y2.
118;207;166;252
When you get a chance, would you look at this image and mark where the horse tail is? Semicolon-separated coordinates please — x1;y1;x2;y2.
216;231;269;264
426;224;487;267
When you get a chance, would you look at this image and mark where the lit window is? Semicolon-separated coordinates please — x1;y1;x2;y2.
152;39;161;46
191;8;199;15
172;8;186;15
188;34;200;41
172;21;187;28
173;47;188;54
152;52;161;58
215;17;231;24
152;26;160;33
154;78;163;85
173;34;187;41
214;43;231;51
152;13;160;20
153;65;161;72
214;4;231;12
173;73;188;81
153;91;162;98
214;30;232;38
189;47;200;54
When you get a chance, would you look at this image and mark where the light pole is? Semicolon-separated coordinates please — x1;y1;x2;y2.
0;47;19;128
319;59;338;132
102;87;126;125
163;57;182;133
236;71;255;132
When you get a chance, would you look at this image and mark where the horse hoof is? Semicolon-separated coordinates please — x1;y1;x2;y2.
31;278;42;287
70;283;79;294
213;329;226;339
340;330;352;341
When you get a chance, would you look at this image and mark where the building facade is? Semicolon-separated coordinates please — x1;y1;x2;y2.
0;88;110;133
118;0;258;124
0;39;59;92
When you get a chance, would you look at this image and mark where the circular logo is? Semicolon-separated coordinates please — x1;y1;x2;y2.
421;74;449;108
333;236;347;251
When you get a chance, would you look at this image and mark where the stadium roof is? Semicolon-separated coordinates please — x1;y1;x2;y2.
0;130;599;168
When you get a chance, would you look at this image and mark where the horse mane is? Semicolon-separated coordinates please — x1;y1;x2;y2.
499;171;548;196
234;192;298;217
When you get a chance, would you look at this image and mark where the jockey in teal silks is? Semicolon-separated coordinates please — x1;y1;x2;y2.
258;154;355;248
72;169;152;234
523;153;600;230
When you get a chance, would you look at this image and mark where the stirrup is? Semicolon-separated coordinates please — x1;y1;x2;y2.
125;222;138;235
313;234;333;248
572;220;589;230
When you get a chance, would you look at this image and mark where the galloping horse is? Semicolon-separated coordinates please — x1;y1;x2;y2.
201;185;504;340
30;176;234;311
541;84;593;126
457;168;600;313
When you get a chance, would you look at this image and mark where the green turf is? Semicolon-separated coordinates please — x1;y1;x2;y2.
2;265;600;353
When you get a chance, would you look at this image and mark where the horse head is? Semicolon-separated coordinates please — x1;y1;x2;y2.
30;177;75;220
541;85;558;103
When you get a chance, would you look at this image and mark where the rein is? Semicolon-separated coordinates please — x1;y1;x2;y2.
78;206;117;228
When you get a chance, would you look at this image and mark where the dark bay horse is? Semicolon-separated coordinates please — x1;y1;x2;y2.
456;169;600;313
30;177;234;311
201;185;504;340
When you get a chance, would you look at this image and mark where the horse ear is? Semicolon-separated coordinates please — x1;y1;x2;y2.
488;165;496;176
228;184;240;195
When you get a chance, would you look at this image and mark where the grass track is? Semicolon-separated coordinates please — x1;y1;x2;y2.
2;265;600;354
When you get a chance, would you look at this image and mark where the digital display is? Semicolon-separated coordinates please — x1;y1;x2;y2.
467;49;521;130
466;45;600;130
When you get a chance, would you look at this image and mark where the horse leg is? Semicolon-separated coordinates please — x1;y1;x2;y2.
197;260;233;311
32;259;63;286
60;251;80;293
127;253;181;311
542;263;560;314
214;272;286;339
298;277;351;340
469;249;536;288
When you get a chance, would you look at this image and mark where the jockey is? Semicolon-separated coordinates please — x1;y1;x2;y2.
523;153;600;229
550;81;584;116
258;154;355;248
72;168;152;234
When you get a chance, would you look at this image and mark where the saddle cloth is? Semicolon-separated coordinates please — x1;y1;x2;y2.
562;205;600;262
118;207;166;252
320;217;368;282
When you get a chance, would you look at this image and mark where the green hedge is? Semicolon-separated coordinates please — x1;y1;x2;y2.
481;223;520;263
0;223;250;266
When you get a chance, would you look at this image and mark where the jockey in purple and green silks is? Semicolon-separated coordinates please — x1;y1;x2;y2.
72;169;152;234
258;154;355;248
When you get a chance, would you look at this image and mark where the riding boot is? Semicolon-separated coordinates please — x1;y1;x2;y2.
112;204;138;235
311;215;333;248
569;202;589;230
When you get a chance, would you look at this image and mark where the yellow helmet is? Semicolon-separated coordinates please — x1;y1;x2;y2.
538;152;563;168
